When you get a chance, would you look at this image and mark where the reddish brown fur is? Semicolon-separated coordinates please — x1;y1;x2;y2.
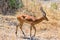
16;14;48;37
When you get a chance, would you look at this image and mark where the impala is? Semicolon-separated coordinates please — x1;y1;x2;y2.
16;7;48;37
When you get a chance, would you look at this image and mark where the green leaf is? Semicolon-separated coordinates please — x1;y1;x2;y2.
9;0;24;9
51;2;57;9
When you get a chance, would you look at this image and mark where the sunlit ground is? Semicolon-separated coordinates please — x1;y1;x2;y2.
0;0;60;40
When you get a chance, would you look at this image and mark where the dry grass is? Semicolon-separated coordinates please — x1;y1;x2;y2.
0;0;60;40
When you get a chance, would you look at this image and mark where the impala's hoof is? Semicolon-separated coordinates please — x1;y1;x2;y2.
20;36;30;39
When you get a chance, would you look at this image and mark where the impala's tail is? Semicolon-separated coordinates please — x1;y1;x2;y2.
40;7;48;21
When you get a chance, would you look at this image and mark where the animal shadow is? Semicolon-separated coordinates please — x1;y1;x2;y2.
21;36;39;40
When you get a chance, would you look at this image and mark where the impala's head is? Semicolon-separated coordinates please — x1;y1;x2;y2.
40;7;48;21
43;16;48;21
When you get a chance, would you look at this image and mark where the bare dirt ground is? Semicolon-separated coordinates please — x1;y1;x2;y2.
0;0;60;40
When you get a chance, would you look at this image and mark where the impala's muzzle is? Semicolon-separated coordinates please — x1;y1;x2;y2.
44;16;49;21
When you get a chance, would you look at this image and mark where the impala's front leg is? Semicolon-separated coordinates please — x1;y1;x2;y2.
30;24;36;37
30;25;32;37
32;25;36;37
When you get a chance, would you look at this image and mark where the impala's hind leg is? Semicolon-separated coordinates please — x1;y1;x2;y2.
20;22;26;37
16;24;19;36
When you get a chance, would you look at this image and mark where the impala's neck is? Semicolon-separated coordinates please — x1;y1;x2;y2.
36;17;45;22
34;16;48;24
37;16;48;21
